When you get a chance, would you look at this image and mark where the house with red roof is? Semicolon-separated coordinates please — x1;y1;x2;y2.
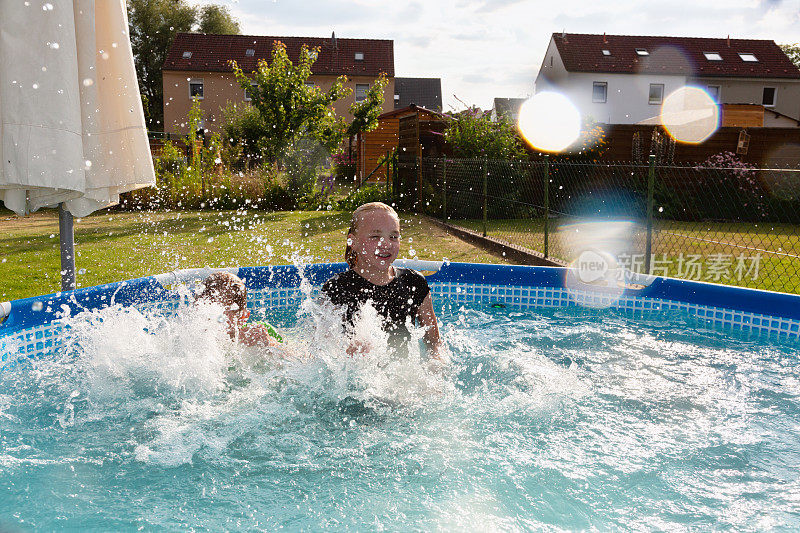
534;33;800;127
162;32;394;134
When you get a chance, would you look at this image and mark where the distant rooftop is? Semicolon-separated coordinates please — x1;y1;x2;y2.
164;32;394;77
492;97;526;121
394;77;442;111
552;33;800;78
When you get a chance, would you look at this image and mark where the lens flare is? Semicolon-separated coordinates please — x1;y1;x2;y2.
660;87;719;144
517;92;581;153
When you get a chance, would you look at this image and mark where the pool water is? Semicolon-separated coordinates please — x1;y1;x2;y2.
1;298;799;531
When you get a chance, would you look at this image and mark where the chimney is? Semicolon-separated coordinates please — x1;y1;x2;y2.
727;34;730;47
331;31;337;49
603;32;607;44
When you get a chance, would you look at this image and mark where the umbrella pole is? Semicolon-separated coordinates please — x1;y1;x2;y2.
58;203;76;291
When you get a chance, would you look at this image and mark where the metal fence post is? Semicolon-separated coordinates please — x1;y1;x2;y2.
417;152;423;212
645;154;656;274
543;155;550;258
385;151;391;196
482;159;488;237
442;157;447;220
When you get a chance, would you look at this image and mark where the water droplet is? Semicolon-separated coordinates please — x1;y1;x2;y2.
658;206;664;213
43;3;53;11
84;160;92;169
31;301;43;311
82;78;94;87
78;268;86;275
32;83;39;89
207;237;214;243
49;42;59;49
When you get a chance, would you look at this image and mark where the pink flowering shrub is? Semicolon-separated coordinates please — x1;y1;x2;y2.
694;151;766;219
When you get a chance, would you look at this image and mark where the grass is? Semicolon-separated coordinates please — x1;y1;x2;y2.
450;217;800;294
0;208;512;302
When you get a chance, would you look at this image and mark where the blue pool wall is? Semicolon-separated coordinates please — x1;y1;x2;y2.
2;262;800;363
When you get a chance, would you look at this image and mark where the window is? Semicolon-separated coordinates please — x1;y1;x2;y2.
635;48;649;56
703;52;723;61
246;48;255;56
355;83;369;102
592;81;607;103
189;79;203;99
354;52;364;61
182;51;192;59
707;85;720;102
762;87;776;107
602;49;611;56
244;82;257;101
394;94;400;101
739;53;758;62
648;83;664;105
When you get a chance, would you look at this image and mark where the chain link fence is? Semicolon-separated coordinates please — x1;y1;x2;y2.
394;154;800;294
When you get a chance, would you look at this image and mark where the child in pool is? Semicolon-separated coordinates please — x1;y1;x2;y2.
321;202;443;359
196;272;282;349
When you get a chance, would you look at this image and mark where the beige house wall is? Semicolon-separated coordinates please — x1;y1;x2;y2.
162;70;395;134
692;76;800;122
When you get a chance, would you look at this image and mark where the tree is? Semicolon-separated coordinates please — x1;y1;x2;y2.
346;74;389;158
197;4;240;35
127;0;239;130
443;107;526;160
779;43;800;69
230;41;350;166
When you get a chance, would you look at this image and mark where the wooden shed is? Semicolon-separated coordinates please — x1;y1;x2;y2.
356;104;445;184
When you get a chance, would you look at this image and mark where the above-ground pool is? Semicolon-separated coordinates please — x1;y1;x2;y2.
1;262;799;530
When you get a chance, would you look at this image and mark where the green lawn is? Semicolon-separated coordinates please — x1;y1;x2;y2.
451;217;800;294
0;208;512;301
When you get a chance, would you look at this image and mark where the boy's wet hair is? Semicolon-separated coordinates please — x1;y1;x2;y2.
345;202;399;268
196;272;247;312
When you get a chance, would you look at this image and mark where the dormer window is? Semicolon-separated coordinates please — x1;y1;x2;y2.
246;48;255;56
182;51;192;59
703;52;723;61
354;52;364;61
739;52;758;62
635;48;649;56
602;49;611;56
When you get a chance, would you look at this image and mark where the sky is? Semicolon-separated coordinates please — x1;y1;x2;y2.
196;0;800;111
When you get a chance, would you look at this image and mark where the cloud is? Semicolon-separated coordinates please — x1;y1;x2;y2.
474;0;528;13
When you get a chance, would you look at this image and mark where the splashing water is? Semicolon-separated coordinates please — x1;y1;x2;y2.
1;291;800;530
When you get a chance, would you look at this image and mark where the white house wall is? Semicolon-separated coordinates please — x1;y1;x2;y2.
538;71;686;124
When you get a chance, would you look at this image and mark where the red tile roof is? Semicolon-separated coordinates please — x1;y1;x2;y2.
553;33;800;79
164;33;394;76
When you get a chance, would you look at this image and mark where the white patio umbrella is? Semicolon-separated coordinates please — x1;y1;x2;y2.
0;0;155;290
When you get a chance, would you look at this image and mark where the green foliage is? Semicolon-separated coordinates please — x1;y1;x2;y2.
221;102;266;169
347;74;389;137
332;152;356;180
336;185;392;211
230;42;350;166
779;43;800;69
127;0;239;129
197;4;239;34
444;107;526;160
